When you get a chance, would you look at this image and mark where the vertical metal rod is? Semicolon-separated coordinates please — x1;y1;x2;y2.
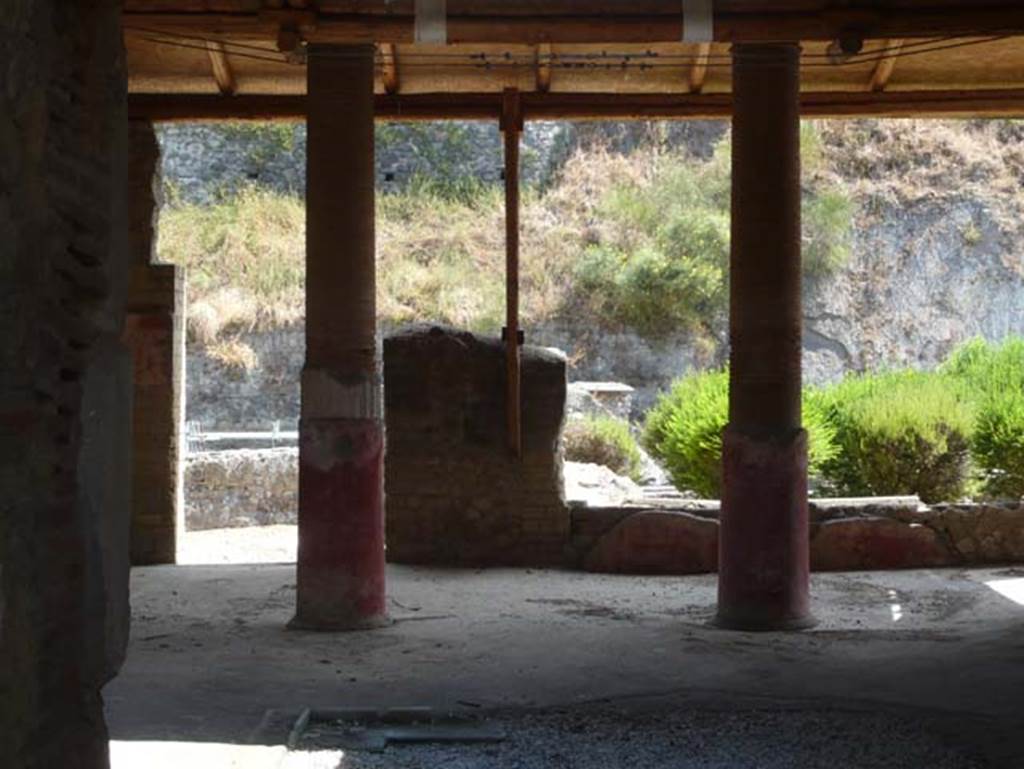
501;88;523;458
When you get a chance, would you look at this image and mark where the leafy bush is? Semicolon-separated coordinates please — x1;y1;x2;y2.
563;416;643;482
971;395;1024;499
642;370;837;498
941;336;1024;393
819;371;973;503
942;336;1024;498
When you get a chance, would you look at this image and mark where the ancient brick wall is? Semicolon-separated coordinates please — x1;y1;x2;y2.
125;263;185;563
0;2;131;767
384;326;569;566
125;120;184;565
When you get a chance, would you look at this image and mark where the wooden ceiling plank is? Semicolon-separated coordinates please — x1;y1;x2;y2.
868;38;904;92
123;8;1024;44
205;40;237;94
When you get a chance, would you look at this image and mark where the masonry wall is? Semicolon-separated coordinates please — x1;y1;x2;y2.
384;326;569;566
0;2;131;768
125;263;185;563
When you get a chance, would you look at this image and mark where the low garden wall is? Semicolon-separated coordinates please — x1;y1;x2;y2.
573;498;1024;574
184;444;1024;573
185;447;297;530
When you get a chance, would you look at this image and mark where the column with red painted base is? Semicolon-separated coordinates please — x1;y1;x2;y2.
716;43;815;631
292;44;388;630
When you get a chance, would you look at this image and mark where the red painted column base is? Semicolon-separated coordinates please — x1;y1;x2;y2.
290;417;389;631
716;426;816;631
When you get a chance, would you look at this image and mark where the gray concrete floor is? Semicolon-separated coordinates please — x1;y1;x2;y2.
106;535;1024;767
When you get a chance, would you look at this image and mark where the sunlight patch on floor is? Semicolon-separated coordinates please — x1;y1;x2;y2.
110;741;342;769
985;577;1024;607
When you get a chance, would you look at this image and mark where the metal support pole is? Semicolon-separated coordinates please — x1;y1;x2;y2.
716;42;815;631
292;43;388;631
501;88;524;458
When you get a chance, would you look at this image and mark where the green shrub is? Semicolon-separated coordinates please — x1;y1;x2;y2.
819;371;973;503
942;336;1024;498
941;336;1024;394
563;416;643;482
642;370;837;498
971;394;1024;499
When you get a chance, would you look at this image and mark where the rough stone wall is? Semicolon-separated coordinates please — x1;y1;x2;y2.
384;326;568;566
186;328;304;429
185;448;297;530
0;1;131;767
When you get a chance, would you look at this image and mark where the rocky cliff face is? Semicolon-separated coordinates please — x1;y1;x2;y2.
804;120;1024;383
167;119;1024;424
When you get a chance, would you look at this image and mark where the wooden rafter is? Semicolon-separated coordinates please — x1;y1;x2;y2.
379;42;400;94
869;38;904;92
689;42;711;94
536;43;552;93
205;40;236;95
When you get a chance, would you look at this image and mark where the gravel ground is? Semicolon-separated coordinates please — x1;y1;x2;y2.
310;708;985;769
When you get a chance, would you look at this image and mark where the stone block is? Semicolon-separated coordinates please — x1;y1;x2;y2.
583;511;719;575
810;517;952;571
924;503;1024;564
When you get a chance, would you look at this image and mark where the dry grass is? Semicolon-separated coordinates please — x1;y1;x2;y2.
206;338;260;372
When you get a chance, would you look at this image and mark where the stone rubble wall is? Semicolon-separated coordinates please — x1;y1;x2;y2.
574;499;1024;574
185;448;297;531
384;325;568;566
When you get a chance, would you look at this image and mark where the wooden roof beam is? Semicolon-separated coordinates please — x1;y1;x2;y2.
536;43;552;93
128;89;1024;122
868;38;904;92
205;40;236;95
122;7;1024;45
689;42;711;94
379;42;400;94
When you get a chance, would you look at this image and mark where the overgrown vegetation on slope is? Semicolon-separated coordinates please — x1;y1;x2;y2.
157;128;852;354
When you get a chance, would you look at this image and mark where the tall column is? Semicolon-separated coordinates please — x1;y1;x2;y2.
292;44;388;630
716;43;815;631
